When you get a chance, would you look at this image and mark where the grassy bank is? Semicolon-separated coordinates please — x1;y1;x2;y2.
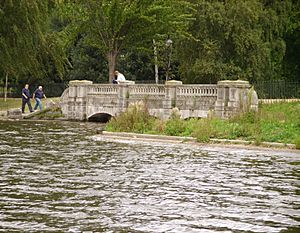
106;102;300;147
0;98;60;112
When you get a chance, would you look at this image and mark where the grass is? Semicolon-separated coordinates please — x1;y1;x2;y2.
106;101;300;145
0;97;60;112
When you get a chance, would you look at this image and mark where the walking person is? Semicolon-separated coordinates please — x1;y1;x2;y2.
33;85;47;111
21;84;33;113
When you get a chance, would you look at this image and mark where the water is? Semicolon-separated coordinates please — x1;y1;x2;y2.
0;120;299;233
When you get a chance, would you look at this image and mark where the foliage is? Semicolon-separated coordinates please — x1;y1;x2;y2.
106;102;300;145
0;0;68;79
106;101;156;133
65;37;108;83
178;0;295;84
165;110;187;136
295;137;300;150
76;0;193;82
192;119;213;142
0;0;299;86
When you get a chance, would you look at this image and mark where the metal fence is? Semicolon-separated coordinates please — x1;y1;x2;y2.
0;83;67;98
252;80;300;99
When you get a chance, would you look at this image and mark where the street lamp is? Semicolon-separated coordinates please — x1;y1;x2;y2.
165;38;173;81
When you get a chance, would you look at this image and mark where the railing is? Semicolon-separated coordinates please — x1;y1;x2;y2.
259;99;300;104
88;84;118;95
129;85;166;96
177;85;218;97
253;80;300;99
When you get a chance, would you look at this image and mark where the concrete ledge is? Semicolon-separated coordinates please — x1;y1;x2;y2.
217;80;251;88
119;80;135;85
102;131;195;142
165;80;183;86
69;80;93;86
101;131;298;150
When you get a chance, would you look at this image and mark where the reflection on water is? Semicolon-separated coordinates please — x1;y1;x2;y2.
0;120;299;233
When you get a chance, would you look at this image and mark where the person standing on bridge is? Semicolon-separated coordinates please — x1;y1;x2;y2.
21;84;34;114
33;85;47;111
114;70;126;84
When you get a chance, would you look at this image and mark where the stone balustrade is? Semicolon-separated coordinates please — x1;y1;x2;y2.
129;85;166;96
88;84;118;95
177;85;217;97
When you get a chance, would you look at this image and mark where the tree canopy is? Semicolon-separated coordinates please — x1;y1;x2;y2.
0;0;299;87
0;0;68;80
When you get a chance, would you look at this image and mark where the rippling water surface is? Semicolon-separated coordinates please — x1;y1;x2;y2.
0;120;299;233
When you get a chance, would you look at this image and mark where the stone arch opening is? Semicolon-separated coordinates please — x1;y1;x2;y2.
88;113;112;123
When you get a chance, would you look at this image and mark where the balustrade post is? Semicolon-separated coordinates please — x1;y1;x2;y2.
164;80;182;119
118;83;130;112
215;80;258;118
68;80;93;120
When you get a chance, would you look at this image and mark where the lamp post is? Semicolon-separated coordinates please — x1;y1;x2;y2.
165;38;173;81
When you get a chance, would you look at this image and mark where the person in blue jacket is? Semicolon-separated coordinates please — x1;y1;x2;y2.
33;86;47;111
21;84;33;113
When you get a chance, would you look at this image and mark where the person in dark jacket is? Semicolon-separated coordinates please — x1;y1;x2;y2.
21;84;33;113
33;86;47;111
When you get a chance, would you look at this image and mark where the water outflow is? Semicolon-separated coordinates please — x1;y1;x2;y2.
0;121;299;233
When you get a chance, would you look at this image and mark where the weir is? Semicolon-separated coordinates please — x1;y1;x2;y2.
60;80;258;121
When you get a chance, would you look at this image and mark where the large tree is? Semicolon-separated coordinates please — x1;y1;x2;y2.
76;0;192;83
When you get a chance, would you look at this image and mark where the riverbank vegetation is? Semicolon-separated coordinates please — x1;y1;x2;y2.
106;102;300;146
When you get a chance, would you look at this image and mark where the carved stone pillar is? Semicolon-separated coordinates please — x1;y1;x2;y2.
215;80;258;118
68;80;93;120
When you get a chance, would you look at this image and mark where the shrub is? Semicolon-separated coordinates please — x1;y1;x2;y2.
165;110;186;136
106;101;155;133
192;119;214;142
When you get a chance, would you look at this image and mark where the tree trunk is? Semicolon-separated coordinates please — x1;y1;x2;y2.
153;39;159;84
4;72;8;102
107;50;118;83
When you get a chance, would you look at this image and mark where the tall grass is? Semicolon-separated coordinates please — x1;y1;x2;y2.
106;101;156;133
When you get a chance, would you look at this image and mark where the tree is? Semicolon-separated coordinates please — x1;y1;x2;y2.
0;0;68;99
66;36;108;83
178;0;293;84
282;0;300;81
76;0;192;83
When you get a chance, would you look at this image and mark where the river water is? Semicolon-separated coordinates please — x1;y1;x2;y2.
0;120;299;233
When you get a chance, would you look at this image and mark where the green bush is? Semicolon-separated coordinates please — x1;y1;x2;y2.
165;111;186;136
106;101;155;133
192;119;214;142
